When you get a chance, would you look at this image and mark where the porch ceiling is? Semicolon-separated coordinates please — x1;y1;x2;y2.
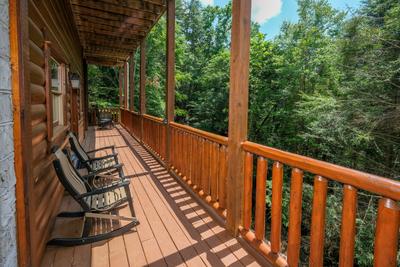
69;0;166;66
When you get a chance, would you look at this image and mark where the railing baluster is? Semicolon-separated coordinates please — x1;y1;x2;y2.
182;132;188;179
218;145;227;208
243;152;253;231
210;143;219;202
255;156;267;241
177;130;182;174
203;140;211;196
309;175;328;267
188;133;193;182
373;198;399;267
194;136;201;189
287;168;303;267
271;161;283;253
199;138;205;192
339;185;357;267
189;134;195;185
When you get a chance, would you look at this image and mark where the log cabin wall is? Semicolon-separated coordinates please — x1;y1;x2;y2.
26;0;83;266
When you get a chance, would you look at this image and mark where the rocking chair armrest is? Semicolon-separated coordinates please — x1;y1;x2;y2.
77;181;130;199
81;164;123;179
86;146;116;154
86;154;118;163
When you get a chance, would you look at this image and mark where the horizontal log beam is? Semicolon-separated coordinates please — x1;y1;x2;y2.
85;46;133;55
71;5;153;27
84;52;129;61
71;0;158;21
75;21;147;36
98;0;165;13
77;15;150;32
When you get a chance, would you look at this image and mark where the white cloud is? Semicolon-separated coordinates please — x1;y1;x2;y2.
252;0;282;24
199;0;214;6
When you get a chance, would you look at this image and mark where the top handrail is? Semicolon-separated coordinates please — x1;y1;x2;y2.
170;122;228;146
142;114;164;123
242;141;400;201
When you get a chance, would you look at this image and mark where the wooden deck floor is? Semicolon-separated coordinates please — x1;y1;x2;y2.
41;125;262;267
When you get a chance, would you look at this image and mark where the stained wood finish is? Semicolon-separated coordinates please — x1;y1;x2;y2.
129;54;136;111
69;0;166;65
226;0;252;235
41;126;262;267
124;61;128;109
339;185;357;267
17;1;87;266
140;39;146;115
270;161;283;253
139;114;167;161
373;198;400;267
165;0;175;167
119;68;123;108
242;141;400;201
287;168;303;267
125;115;230;217
254;157;267;241
10;0;31;265
243;152;253;231
166;0;175;123
309;176;328;267
169;123;228;215
242;139;400;267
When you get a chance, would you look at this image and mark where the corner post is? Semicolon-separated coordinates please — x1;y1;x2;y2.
10;0;32;265
129;53;136;112
83;59;88;130
226;0;252;235
166;0;175;165
140;39;147;140
124;61;128;109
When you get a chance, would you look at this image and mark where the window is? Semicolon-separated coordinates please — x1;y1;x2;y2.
50;58;64;127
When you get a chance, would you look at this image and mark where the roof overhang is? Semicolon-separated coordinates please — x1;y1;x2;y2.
69;0;166;66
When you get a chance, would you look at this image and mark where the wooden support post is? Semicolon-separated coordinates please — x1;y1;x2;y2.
166;0;175;165
226;0;252;235
124;61;128;109
83;59;88;130
140;39;147;140
129;53;136;112
10;0;32;265
119;67;123;108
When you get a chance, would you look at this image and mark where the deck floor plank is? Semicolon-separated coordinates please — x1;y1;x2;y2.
41;126;262;267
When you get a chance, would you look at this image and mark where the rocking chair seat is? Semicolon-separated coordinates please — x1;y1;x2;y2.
85;187;127;211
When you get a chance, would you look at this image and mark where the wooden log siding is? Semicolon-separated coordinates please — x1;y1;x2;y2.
240;140;400;266
19;1;85;266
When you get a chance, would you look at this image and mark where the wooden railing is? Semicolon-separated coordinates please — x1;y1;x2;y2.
241;141;400;267
169;122;228;216
120;109;141;139
89;107;120;125
120;112;400;266
142;114;167;161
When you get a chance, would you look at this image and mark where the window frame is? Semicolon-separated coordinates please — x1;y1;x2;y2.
44;41;68;143
49;57;65;127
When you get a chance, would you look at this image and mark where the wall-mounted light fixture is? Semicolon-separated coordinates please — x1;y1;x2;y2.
69;72;80;89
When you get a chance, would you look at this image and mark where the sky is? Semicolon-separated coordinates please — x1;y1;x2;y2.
199;0;362;39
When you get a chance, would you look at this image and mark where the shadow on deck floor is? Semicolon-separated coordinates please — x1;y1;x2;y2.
41;125;262;267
